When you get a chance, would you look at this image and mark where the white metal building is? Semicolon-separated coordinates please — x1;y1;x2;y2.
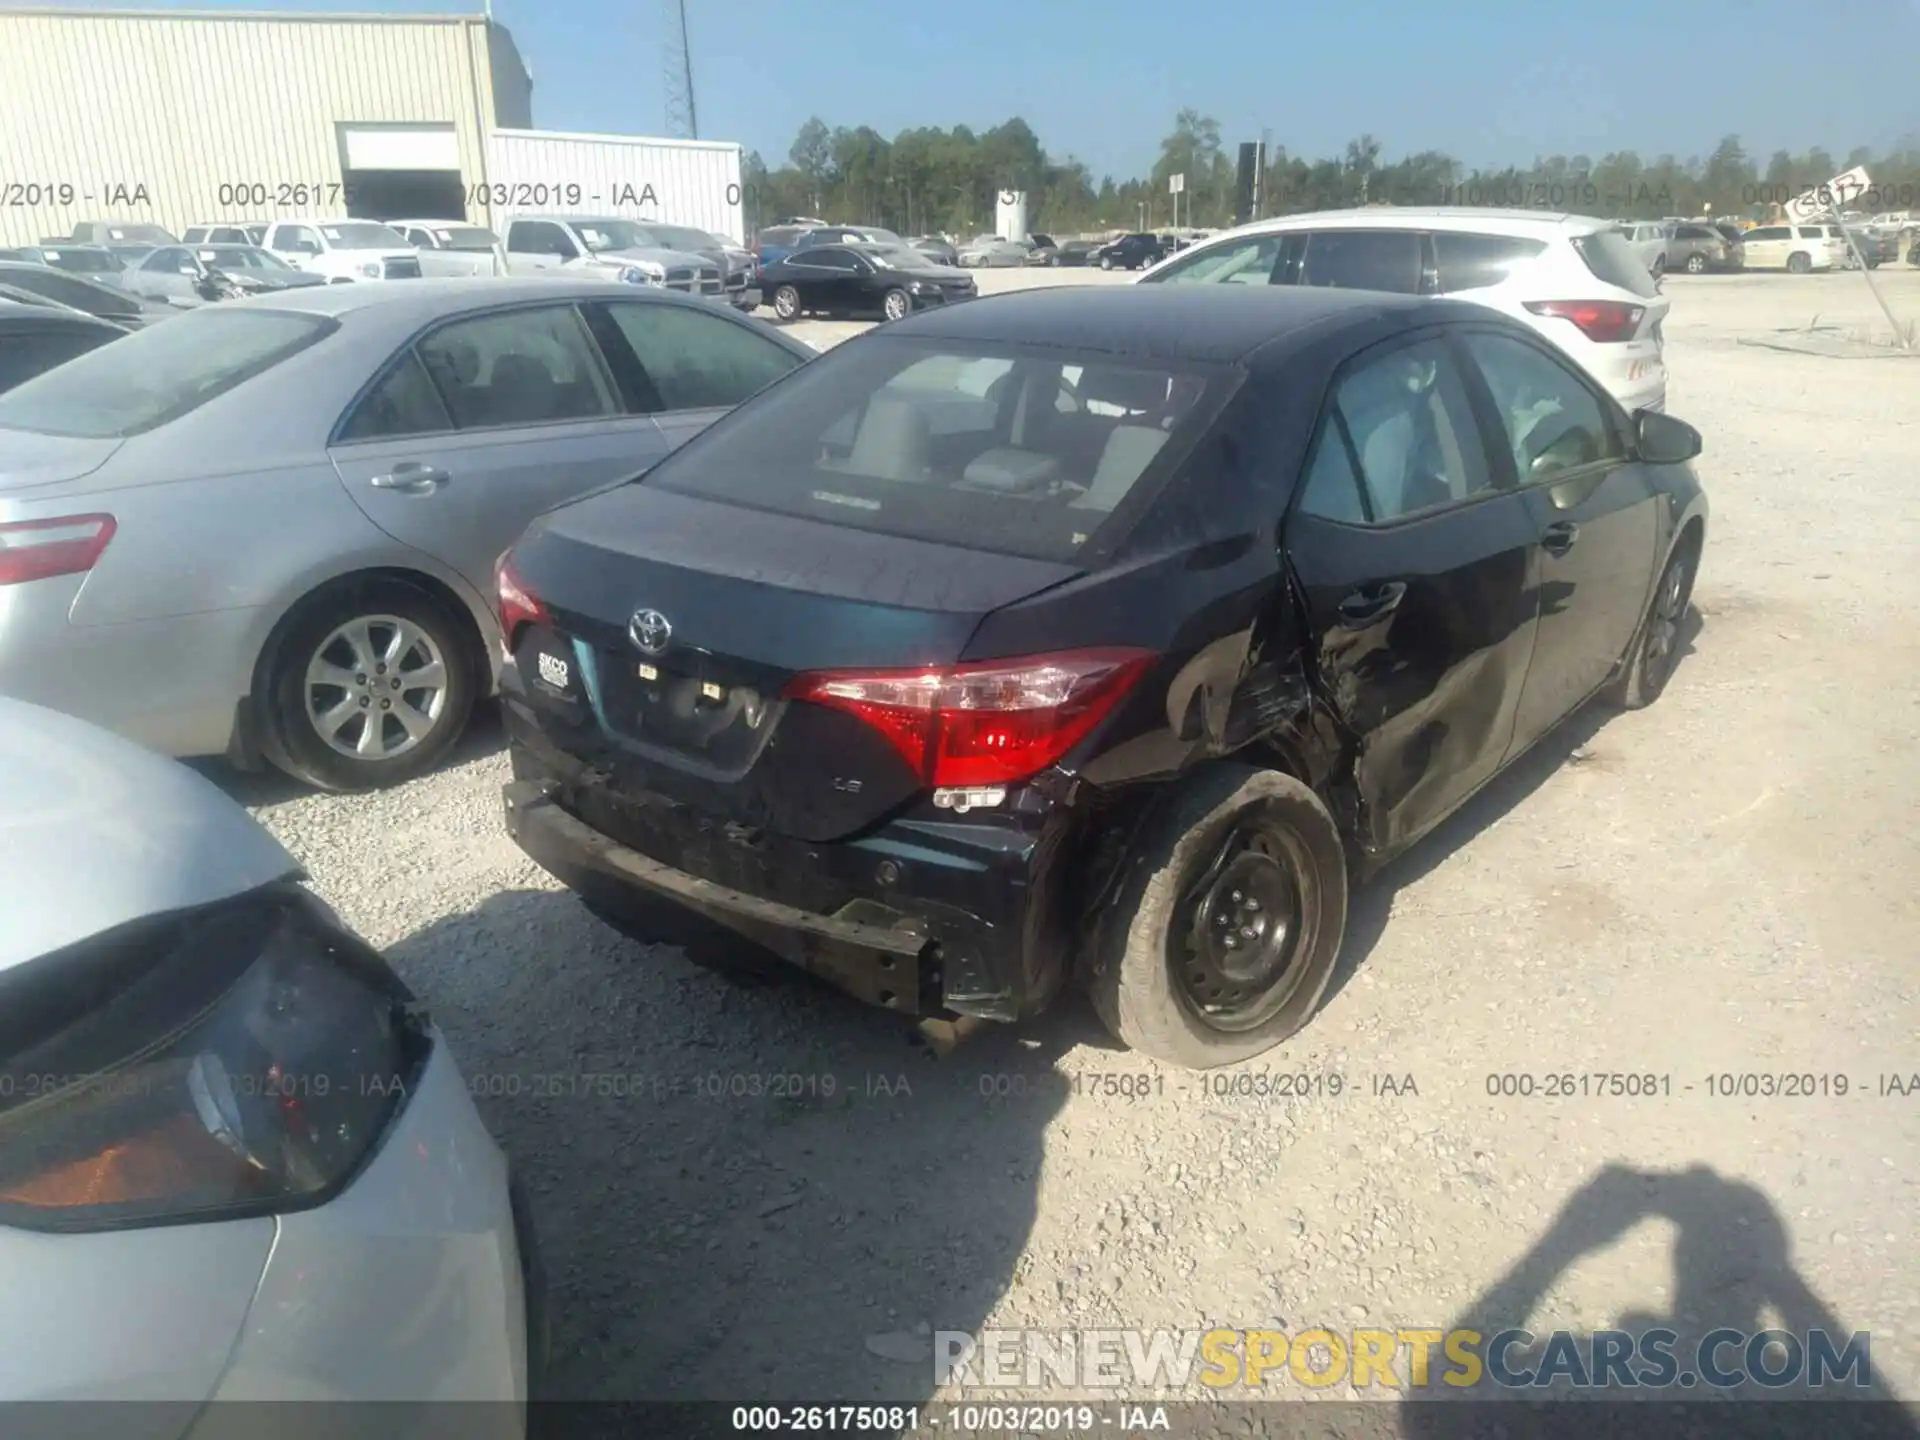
486;130;747;244
0;7;748;245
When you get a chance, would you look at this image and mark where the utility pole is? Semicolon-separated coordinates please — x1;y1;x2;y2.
663;0;697;139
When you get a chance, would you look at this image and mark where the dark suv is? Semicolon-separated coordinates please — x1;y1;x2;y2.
1093;233;1168;271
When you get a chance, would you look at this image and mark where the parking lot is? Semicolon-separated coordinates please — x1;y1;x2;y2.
232;262;1920;1407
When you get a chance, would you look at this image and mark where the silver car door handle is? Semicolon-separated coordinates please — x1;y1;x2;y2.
369;463;449;493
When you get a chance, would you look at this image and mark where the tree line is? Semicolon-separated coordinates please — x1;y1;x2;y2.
742;111;1920;237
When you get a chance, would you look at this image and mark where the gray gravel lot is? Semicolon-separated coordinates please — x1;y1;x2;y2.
236;263;1920;1410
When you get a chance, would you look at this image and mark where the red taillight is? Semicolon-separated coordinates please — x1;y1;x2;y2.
1524;299;1646;343
0;514;116;586
494;551;548;654
783;648;1155;789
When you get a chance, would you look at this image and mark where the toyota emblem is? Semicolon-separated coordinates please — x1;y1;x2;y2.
628;609;672;656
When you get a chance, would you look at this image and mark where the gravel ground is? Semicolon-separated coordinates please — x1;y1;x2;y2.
235;263;1920;1413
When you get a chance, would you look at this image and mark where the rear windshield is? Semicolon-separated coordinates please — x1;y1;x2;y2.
639;336;1231;564
0;310;334;438
1569;227;1659;298
102;225;175;245
432;226;500;251
45;249;122;274
320;222;406;249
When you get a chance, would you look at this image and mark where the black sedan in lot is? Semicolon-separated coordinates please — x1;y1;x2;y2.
0;302;124;392
495;285;1708;1069
0;260;168;327
759;242;977;322
1095;232;1170;270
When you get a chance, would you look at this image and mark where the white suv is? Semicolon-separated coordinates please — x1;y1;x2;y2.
1137;208;1670;413
1738;224;1837;274
260;219;423;282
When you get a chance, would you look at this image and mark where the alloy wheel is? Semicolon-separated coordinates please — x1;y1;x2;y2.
883;290;910;321
1176;818;1320;1032
304;614;449;761
1641;557;1689;692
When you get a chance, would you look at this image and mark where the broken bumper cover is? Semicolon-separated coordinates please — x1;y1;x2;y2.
500;739;1073;1022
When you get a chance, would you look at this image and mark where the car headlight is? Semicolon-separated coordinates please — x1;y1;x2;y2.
909;281;930;293
360;261;382;279
0;887;423;1233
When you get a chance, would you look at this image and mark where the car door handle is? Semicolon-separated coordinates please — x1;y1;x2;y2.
1336;581;1407;626
369;463;449;493
1541;521;1580;556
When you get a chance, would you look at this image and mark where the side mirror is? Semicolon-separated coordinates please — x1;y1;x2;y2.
1635;409;1703;465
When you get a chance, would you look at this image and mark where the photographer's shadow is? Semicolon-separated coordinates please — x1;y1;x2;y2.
1403;1162;1918;1439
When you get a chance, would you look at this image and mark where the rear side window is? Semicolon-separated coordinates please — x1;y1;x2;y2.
0;310;332;438
599;302;801;411
337;350;454;442
1431;232;1548;292
414;305;617;429
1568;228;1659;297
1322;339;1497;523
1747;227;1788;241
1800;227;1827;240
1142;233;1287;285
1298;231;1423;294
1296;427;1369;524
638;335;1232;564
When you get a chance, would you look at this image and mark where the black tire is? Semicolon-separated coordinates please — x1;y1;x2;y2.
1685;251;1708;274
1604;539;1698;710
1787;251;1812;274
772;284;801;320
264;579;477;792
1088;765;1348;1070
1650;256;1666;280
1100;255;1114;271
881;287;911;322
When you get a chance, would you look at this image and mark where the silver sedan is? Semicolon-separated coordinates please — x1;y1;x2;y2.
0;696;536;1420
0;276;811;790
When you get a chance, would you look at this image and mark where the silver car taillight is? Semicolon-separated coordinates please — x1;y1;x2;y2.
0;514;116;586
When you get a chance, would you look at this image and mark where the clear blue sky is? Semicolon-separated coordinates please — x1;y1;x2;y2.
50;0;1920;176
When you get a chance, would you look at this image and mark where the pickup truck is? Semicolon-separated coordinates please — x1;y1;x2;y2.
391;219;510;277
501;214;720;297
260;218;422;281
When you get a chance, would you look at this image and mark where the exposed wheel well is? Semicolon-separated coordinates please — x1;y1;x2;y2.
247;567;491;765
1673;515;1705;573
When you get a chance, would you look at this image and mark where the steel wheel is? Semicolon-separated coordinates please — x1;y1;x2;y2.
303;614;449;761
1175;815;1323;1033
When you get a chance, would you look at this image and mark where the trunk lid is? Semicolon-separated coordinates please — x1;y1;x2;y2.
0;432;124;494
511;485;1079;840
